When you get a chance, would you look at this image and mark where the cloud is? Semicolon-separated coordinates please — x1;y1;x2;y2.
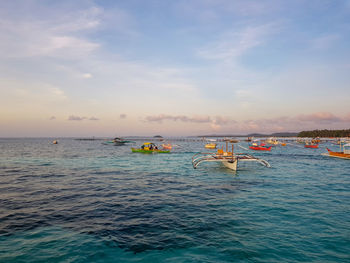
49;116;56;120
297;112;341;122
82;73;93;78
145;114;211;123
120;114;127;119
68;115;99;121
197;23;277;61
143;112;350;134
144;114;239;132
310;34;340;50
0;3;101;59
68;115;87;121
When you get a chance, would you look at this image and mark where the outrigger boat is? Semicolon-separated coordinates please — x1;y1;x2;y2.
205;143;217;149
323;143;350;160
249;145;272;151
304;144;318;149
131;142;170;153
249;141;272;151
192;143;270;171
161;143;172;150
102;137;134;146
249;142;272;151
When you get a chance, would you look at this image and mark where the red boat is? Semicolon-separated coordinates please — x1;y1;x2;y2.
249;145;272;151
304;144;318;149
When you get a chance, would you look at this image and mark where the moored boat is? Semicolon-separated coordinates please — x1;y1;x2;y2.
102;137;133;146
323;143;350;160
205;143;217;149
249;145;272;151
161;143;172;150
131;142;170;153
304;144;318;149
192;144;270;171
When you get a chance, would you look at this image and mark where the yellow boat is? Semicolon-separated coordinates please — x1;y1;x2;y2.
204;143;217;149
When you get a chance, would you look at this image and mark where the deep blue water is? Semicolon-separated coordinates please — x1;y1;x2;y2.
0;138;349;262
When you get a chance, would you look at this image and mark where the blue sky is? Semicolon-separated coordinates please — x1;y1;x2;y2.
0;0;349;136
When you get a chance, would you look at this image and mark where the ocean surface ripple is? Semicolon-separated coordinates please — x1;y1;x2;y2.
0;138;349;262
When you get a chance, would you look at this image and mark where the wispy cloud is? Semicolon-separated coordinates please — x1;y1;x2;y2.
49;116;56;120
120;114;127;119
82;73;93;79
0;3;102;59
68;115;99;121
145;114;211;123
297;112;341;123
197;23;278;61
68;115;87;121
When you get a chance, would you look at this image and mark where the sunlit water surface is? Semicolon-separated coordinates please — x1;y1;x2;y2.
0;138;349;262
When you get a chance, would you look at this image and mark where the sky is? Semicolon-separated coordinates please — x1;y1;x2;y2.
0;0;350;137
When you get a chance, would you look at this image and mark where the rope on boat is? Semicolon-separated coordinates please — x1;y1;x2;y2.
238;144;249;150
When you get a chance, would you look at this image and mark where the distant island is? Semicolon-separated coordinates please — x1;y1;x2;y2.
298;129;350;138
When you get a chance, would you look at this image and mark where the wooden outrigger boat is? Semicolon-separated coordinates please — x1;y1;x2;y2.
249;145;272;151
304;144;318;149
249;141;272;151
205;143;217;149
161;143;172;150
131;142;170;153
192;143;270;171
102;137;134;146
323;143;350;160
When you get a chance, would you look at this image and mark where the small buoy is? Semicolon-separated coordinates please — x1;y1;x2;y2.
53;140;58;144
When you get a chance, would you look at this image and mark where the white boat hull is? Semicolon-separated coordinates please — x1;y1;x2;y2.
222;159;238;171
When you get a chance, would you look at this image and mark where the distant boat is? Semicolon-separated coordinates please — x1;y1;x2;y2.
323;144;350;160
249;145;272;151
205;143;217;149
266;137;279;145
52;140;58;144
304;144;318;149
131;142;170;153
161;143;172;150
102;137;133;146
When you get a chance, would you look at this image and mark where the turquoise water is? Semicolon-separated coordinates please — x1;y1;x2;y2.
0;138;349;262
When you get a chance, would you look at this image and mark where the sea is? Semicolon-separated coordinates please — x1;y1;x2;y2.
0;138;349;263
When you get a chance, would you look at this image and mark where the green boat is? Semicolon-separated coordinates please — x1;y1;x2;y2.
131;142;170;153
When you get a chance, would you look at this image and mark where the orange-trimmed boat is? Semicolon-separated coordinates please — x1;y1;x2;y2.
324;144;350;160
305;144;318;149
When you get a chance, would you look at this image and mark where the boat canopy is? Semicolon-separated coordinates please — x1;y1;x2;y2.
344;143;350;147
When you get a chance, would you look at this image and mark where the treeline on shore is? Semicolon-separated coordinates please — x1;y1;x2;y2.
298;129;350;138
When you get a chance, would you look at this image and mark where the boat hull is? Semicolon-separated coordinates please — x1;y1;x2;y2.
221;159;238;171
205;143;217;149
305;144;318;148
249;146;272;151
131;148;170;153
325;148;350;159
